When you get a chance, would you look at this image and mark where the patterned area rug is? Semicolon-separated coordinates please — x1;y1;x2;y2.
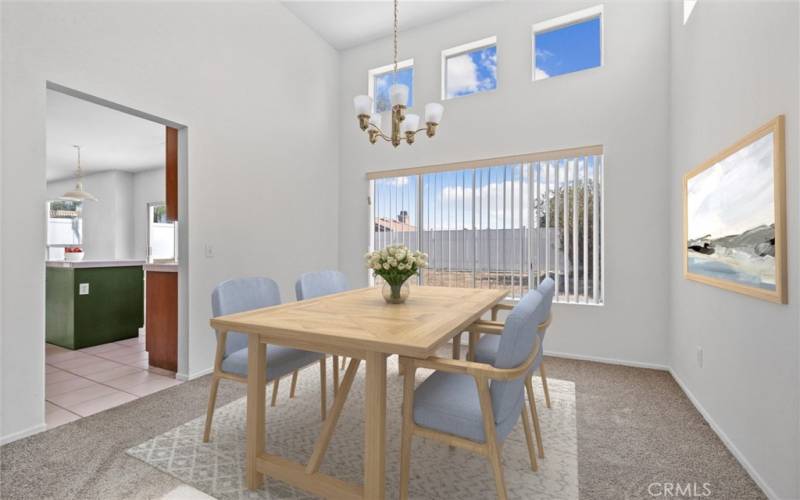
128;357;577;499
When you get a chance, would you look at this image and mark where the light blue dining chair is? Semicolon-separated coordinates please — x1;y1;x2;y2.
399;289;548;500
203;277;328;443
295;270;350;395
470;277;555;459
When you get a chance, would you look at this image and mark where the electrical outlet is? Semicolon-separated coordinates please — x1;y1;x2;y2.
204;244;214;258
79;283;90;295
696;346;703;368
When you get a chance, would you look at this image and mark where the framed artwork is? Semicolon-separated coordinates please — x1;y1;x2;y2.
683;115;786;303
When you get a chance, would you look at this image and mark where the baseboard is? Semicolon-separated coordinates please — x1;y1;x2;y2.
1;422;46;446
669;369;778;500
543;349;670;371
176;366;214;381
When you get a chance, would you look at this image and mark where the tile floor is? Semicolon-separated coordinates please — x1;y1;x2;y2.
45;333;182;429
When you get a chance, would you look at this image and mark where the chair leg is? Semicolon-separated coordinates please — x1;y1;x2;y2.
476;376;508;500
341;357;346;371
202;374;221;443
520;404;538;472
452;332;462;360
332;356;339;397
319;357;327;421
525;378;544;459
467;332;479;361
271;378;280;407
399;363;416;500
539;362;551;409
289;370;298;398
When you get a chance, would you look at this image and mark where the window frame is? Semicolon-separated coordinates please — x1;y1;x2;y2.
367;58;414;113
440;35;498;101
531;4;604;82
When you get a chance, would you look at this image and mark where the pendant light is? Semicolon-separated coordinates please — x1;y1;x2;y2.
62;145;98;202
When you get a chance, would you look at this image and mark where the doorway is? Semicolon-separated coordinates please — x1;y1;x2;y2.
44;82;189;428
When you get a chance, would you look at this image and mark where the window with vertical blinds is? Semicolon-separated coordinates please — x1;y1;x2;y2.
368;147;604;305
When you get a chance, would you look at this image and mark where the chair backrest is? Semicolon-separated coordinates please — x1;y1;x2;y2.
295;270;349;301
490;289;547;424
211;277;281;357
536;278;555;340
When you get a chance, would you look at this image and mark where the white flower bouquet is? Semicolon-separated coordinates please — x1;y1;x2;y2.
365;244;428;302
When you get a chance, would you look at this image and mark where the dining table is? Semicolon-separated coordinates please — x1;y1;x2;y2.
209;284;509;500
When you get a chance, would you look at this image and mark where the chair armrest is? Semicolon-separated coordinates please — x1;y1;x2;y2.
467;320;504;335
469;313;553;334
491;303;514;313
403;337;540;382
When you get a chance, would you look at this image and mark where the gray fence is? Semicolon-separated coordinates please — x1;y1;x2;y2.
373;228;563;273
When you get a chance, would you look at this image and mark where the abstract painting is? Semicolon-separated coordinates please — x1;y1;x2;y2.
684;116;786;303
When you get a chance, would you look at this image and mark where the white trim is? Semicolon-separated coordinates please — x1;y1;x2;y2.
543;350;670;371
441;35;497;100
531;4;604;82
1;423;46;445
367;58;414;112
176;366;214;381
669;369;778;500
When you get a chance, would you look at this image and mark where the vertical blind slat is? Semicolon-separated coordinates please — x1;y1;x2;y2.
572;159;579;303
583;158;589;303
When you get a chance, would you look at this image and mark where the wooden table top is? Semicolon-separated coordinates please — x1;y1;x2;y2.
210;285;509;358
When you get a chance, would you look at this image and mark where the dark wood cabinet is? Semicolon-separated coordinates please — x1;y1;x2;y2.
145;270;178;372
165;126;178;222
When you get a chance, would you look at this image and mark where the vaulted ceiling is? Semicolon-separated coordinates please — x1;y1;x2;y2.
281;1;499;50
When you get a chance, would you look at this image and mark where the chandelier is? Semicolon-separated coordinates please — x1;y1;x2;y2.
353;0;444;147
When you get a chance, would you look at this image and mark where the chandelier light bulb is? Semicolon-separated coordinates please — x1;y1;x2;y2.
354;95;372;117
389;84;409;108
425;103;444;124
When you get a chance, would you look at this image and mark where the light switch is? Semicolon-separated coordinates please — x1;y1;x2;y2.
79;283;90;295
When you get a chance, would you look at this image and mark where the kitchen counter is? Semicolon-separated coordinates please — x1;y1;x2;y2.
143;262;178;272
47;259;146;269
46;261;144;349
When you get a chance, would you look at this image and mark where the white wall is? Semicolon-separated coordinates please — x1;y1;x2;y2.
132;168;166;260
46;170;135;260
668;2;799;498
1;1;339;442
338;1;671;368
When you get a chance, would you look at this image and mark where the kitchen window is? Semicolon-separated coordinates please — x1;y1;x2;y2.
146;202;177;262
47;200;83;260
368;146;604;305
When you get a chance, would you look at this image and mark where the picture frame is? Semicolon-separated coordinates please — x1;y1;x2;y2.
683;115;786;304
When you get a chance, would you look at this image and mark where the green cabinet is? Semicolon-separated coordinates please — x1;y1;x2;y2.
46;265;144;349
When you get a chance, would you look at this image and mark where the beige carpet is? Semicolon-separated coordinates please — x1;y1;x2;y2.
127;358;577;500
0;355;766;500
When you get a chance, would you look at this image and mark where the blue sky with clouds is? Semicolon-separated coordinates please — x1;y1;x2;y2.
446;45;497;98
374;158;600;233
535;17;601;79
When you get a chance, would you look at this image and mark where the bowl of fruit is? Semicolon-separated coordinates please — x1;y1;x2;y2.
64;247;85;262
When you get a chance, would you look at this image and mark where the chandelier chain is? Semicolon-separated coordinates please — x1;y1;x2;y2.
393;0;398;76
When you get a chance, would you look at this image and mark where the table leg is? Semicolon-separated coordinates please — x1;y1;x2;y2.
364;352;387;500
246;335;267;490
